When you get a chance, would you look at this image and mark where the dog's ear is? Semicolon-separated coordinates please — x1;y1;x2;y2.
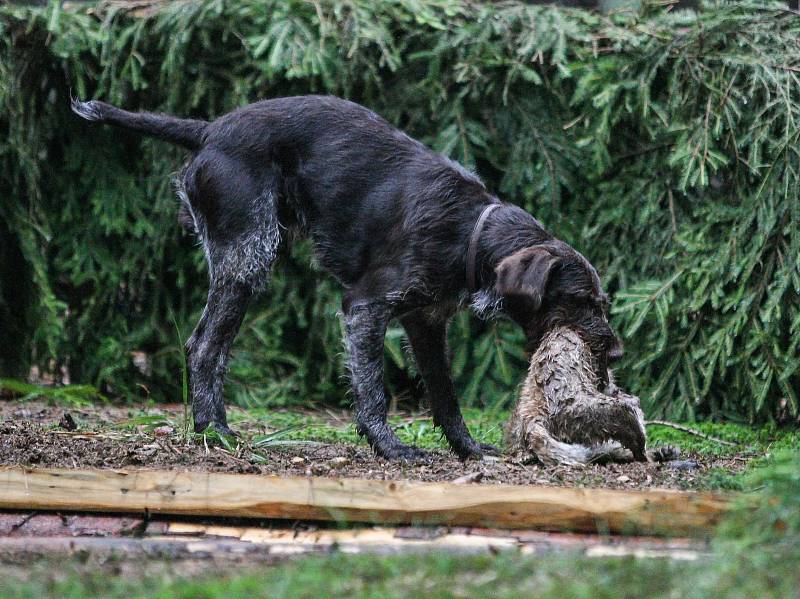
494;247;559;312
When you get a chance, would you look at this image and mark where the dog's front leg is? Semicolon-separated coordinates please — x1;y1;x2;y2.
344;302;428;460
400;312;499;459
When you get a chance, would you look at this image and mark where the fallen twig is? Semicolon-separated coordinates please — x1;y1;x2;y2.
645;420;738;447
10;511;39;532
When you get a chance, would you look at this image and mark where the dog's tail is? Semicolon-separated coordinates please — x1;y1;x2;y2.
71;98;208;152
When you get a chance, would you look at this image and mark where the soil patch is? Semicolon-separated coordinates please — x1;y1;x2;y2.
0;401;749;490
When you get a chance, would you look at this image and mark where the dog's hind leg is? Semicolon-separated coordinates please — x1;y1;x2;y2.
181;154;281;435
186;281;253;435
400;311;498;459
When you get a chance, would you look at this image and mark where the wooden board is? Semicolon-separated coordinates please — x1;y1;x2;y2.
0;532;706;561
0;467;732;536
0;513;707;559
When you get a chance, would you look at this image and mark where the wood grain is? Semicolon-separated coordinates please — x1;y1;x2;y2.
0;467;733;536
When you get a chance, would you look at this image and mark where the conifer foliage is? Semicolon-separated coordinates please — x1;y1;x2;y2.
1;1;797;421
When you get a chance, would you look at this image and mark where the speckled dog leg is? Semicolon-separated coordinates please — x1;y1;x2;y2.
343;302;427;461
400;311;497;459
182;180;281;435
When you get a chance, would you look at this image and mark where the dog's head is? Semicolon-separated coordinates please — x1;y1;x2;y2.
494;241;622;385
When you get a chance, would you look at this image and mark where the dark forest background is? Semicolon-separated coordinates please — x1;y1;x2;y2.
1;0;798;422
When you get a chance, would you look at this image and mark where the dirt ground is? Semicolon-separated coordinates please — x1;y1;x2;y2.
0;401;750;490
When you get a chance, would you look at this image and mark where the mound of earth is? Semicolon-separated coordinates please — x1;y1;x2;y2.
0;401;748;491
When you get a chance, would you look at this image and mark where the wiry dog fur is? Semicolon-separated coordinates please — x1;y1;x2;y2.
72;94;624;461
506;327;676;466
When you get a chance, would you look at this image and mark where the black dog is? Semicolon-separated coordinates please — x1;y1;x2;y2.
72;95;622;460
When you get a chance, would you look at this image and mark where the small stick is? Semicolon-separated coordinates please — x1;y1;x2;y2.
10;511;39;532
645;420;738;447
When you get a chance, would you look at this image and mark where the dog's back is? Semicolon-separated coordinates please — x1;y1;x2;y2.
73;95;493;289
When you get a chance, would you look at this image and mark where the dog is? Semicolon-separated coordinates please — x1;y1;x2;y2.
71;95;623;460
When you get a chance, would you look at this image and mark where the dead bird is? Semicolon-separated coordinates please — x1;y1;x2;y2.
506;326;677;466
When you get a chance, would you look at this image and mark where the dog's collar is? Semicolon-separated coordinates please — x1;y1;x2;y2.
466;202;503;293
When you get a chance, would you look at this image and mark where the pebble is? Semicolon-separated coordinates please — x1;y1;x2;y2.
310;463;329;475
291;456;306;465
329;457;350;468
616;475;631;483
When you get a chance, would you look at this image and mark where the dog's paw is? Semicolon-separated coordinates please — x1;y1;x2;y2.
453;441;502;461
212;422;238;438
479;442;502;456
194;419;238;438
376;443;429;462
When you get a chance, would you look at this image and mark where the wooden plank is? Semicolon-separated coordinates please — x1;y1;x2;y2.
159;523;520;553
161;522;705;558
0;533;705;561
0;467;732;536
